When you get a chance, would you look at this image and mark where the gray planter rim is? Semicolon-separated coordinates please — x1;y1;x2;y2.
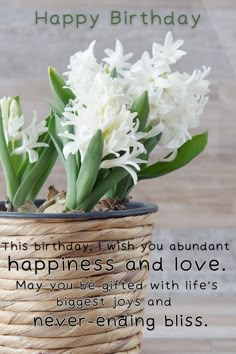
0;200;158;220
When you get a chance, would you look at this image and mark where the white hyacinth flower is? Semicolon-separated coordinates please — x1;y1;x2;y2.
126;51;170;121
129;51;170;90
12;111;48;163
8;114;24;141
152;31;186;67
103;39;133;74
0;97;25;143
62;34;210;168
149;66;210;152
24;111;48;137
61;71;146;183
64;40;100;97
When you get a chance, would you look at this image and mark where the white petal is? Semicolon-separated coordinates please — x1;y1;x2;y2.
145;122;164;138
173;39;184;50
160;149;177;162
63;141;79;159
28;149;39;163
11;146;26;156
122;165;138;184
164;31;173;48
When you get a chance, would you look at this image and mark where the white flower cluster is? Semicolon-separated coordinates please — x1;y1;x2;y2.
62;32;210;181
63;70;145;183
0;97;48;163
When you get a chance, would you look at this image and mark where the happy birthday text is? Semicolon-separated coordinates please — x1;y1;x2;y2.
35;10;201;29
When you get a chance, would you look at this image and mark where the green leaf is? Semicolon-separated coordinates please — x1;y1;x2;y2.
49;114;78;210
44;98;63;116
6;135;24;175
78;167;128;211
144;133;162;156
48;114;66;168
138;132;208;180
0;108;19;201
131;91;149;132
76;151;81;169
26;146;58;201
26;115;58;200
48;114;78;210
13;139;57;207
11;146;24;175
107;174;133;201
48;66;75;108
16;156;31;182
76;130;104;206
138;133;162;166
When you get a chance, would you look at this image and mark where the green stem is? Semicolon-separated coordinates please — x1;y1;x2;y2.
110;175;134;200
65;154;78;210
0;109;19;201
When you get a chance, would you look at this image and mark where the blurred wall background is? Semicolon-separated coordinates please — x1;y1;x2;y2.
0;0;235;347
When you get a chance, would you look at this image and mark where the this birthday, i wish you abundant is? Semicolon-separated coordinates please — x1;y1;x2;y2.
35;10;201;29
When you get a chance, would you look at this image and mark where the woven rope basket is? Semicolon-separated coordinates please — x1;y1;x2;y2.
0;209;156;354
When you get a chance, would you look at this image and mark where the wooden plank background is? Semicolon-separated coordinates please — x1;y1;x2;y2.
0;0;235;228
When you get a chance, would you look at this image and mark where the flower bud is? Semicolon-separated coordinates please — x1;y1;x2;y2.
10;98;21;117
0;96;11;120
